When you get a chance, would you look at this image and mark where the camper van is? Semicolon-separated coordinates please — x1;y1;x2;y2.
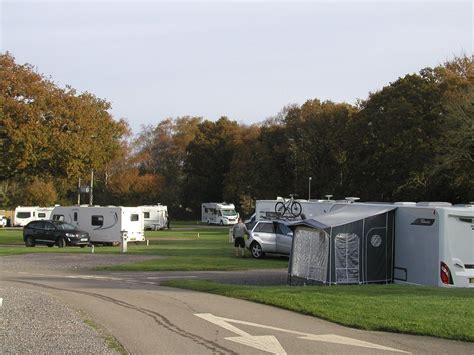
140;204;168;230
201;203;238;225
14;206;54;227
51;206;145;244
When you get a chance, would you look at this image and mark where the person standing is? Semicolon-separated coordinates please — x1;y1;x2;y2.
232;218;249;257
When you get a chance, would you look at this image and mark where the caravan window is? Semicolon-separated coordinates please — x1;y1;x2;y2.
52;214;64;221
17;212;31;219
92;215;104;226
144;212;150;219
38;213;46;218
74;212;78;221
130;214;139;221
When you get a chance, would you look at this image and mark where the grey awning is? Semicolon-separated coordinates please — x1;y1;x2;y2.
290;204;397;229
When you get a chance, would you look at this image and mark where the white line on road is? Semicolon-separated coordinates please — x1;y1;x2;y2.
195;313;408;354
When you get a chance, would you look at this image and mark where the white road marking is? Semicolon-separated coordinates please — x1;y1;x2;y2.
196;313;286;354
226;336;287;355
195;313;408;354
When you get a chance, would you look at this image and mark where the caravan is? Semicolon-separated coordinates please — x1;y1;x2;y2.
51;206;145;244
140;204;168;230
14;206;54;227
285;200;474;288
201;203;238;225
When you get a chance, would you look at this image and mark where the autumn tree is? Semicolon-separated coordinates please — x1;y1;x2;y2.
0;53;128;205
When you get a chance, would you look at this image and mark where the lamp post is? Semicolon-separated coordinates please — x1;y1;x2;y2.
308;177;312;200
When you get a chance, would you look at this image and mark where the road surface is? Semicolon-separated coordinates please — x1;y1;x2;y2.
1;255;473;354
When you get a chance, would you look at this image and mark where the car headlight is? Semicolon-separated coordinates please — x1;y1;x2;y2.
65;233;77;238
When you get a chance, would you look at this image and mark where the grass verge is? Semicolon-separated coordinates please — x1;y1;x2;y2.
80;312;128;355
161;279;474;342
0;225;289;271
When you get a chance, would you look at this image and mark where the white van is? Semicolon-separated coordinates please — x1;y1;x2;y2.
51;206;145;244
14;206;54;227
139;204;168;230
201;203;238;225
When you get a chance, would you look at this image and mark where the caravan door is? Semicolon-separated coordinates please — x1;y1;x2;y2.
364;213;391;283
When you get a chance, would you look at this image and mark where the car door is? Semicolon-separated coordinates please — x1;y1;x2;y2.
275;222;293;254
33;221;46;243
251;221;277;253
43;221;58;244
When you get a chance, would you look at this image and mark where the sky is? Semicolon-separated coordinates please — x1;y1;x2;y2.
1;0;472;133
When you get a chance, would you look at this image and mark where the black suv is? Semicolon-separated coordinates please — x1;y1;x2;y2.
23;220;90;248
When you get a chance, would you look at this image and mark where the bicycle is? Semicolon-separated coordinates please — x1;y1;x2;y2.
275;194;302;218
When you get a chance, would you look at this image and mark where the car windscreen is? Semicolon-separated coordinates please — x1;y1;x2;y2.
221;210;236;216
54;222;77;231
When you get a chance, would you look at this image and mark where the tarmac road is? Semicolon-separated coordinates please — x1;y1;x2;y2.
1;255;473;354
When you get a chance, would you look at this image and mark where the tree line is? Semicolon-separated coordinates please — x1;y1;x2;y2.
1;52;472;217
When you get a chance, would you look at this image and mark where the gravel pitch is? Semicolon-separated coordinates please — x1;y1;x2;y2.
0;253;160;272
0;286;117;354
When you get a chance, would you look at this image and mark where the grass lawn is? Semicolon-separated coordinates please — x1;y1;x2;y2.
161;280;474;342
0;224;288;271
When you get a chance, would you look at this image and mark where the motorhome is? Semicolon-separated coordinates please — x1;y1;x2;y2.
140;204;168;230
288;200;474;288
14;206;54;227
201;203;238;225
51;206;145;244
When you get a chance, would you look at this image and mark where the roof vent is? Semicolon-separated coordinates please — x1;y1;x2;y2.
345;197;360;203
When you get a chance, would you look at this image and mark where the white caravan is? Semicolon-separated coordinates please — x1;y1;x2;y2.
51;206;145;244
14;206;54;227
140;204;168;230
298;200;474;288
387;202;474;288
255;198;336;221
201;203;238;225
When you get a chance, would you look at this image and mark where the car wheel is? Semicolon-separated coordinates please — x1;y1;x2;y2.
57;237;66;248
47;244;54;248
250;242;264;259
220;221;224;226
25;236;35;247
207;220;211;225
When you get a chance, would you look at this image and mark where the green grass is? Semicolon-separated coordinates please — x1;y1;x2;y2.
0;224;288;271
161;280;474;342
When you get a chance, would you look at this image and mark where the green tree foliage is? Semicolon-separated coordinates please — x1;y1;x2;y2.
346;55;473;202
183;117;243;214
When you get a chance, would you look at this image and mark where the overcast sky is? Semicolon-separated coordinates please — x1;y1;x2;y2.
1;1;472;133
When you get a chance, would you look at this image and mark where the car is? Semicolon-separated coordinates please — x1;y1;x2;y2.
23;220;90;248
246;220;293;259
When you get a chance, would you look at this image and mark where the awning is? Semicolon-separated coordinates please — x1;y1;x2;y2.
290;204;397;229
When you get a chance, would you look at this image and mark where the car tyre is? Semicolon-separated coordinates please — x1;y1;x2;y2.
250;242;264;259
25;236;35;247
57;237;66;248
47;244;54;248
220;221;224;226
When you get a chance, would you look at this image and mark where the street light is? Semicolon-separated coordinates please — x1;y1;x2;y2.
308;177;312;200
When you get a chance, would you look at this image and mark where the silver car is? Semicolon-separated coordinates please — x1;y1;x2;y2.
246;220;293;258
